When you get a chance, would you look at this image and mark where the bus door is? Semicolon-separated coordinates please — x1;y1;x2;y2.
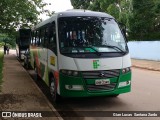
36;28;48;80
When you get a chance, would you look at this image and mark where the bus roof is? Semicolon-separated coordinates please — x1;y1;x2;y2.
58;9;114;18
34;9;114;30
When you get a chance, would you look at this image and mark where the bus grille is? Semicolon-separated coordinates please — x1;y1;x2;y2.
87;83;116;91
81;69;120;79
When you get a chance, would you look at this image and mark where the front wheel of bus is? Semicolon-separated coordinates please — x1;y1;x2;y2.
50;77;61;102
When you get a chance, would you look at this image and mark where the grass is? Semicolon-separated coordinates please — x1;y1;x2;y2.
0;51;4;91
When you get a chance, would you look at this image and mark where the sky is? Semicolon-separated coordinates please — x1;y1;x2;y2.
40;0;73;20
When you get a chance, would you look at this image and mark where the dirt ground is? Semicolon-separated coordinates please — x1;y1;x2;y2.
0;50;62;120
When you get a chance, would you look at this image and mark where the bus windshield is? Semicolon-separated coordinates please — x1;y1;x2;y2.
58;17;127;55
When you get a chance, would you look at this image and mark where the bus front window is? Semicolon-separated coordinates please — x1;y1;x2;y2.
58;17;128;55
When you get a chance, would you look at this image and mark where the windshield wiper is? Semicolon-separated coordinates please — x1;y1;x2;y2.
87;46;101;56
101;45;126;54
77;46;101;56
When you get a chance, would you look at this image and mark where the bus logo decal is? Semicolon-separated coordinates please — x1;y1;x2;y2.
50;56;55;66
93;60;100;69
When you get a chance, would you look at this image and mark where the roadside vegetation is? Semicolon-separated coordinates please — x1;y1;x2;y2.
71;0;160;40
0;51;4;91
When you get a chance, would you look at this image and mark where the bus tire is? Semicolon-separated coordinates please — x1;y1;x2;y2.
49;77;61;102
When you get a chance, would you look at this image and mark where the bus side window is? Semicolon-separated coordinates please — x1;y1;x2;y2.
37;30;40;46
38;27;48;48
30;32;32;44
38;29;41;46
34;31;38;46
48;22;57;54
32;31;36;45
44;27;49;47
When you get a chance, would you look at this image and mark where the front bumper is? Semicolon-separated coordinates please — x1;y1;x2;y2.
59;71;131;97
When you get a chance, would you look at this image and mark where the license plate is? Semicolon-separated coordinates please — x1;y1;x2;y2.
95;79;110;85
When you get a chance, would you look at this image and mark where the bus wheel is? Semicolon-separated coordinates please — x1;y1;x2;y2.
50;77;61;102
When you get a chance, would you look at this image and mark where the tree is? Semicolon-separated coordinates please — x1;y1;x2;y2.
0;34;15;48
128;0;156;40
71;0;124;20
88;0;104;12
0;0;51;34
71;0;160;40
153;0;160;39
70;0;92;9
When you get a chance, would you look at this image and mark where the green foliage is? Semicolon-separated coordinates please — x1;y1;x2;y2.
0;34;16;48
70;0;91;9
107;4;119;20
128;0;156;40
71;0;160;40
0;0;52;35
88;0;103;12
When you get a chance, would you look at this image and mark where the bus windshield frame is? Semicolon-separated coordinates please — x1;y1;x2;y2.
58;16;128;57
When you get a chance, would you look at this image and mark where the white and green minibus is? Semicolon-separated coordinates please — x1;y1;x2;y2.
30;10;132;101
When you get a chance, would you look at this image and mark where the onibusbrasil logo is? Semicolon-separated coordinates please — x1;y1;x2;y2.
1;112;42;118
93;60;100;69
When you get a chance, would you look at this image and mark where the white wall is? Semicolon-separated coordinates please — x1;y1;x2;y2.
128;41;160;61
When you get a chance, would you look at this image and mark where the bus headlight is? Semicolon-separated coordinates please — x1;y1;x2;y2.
73;71;78;76
67;70;72;75
61;70;80;76
122;67;131;74
65;85;84;90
